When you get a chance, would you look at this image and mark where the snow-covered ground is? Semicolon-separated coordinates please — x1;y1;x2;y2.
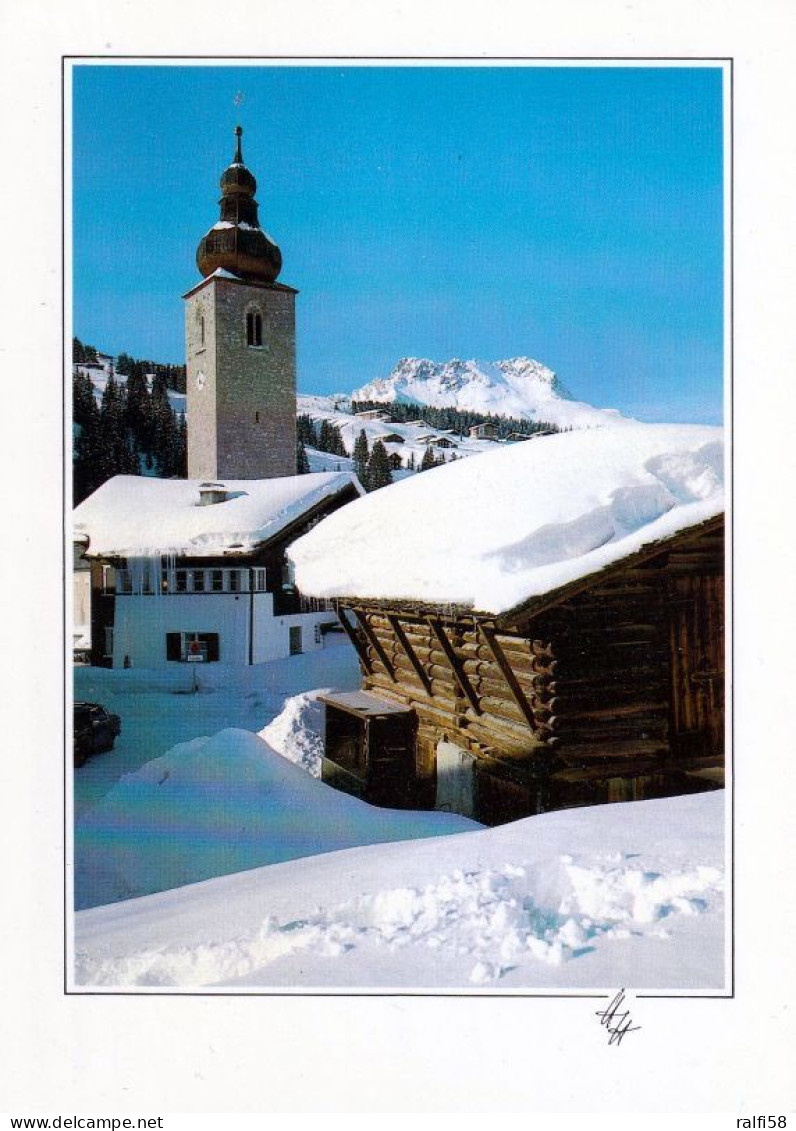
73;637;360;818
76;726;478;911
298;393;506;469
73;637;362;901
74;635;726;992
74;789;725;991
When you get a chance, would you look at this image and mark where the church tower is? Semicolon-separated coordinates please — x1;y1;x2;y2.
184;127;297;479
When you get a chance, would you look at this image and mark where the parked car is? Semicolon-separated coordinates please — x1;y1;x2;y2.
74;702;121;767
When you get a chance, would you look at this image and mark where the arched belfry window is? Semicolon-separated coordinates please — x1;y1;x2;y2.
246;310;263;347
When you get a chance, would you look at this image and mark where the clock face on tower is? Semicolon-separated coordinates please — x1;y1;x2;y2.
196;370;205;391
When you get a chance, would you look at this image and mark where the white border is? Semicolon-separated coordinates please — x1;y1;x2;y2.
4;0;795;1114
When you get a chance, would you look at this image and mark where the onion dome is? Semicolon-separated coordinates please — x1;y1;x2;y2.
196;126;282;283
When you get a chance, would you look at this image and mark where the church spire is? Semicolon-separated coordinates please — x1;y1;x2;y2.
195;126;282;283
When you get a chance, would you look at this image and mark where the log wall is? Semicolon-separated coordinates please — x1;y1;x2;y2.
336;517;725;824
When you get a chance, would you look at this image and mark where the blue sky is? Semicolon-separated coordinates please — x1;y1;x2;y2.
72;64;725;422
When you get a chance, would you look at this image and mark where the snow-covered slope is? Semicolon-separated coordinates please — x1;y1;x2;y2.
296;396;512;473
74;789;725;990
76;357;186;418
352;357;630;429
290;422;724;615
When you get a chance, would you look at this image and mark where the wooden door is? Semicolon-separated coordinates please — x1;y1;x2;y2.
668;574;725;760
435;741;476;817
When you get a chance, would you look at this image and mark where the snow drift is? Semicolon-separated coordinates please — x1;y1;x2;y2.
289;422;724;614
74;790;725;990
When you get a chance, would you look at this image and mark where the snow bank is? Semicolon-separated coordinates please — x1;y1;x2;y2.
259;690;327;776
73;471;362;558
75;727;479;909
74;790;725;990
290;422;724;614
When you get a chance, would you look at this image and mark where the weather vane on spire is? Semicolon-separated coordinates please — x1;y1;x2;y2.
232;93;246;162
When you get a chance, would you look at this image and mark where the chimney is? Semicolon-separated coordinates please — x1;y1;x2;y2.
197;482;229;506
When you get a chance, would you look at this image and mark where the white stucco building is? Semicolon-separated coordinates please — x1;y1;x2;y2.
73;472;363;669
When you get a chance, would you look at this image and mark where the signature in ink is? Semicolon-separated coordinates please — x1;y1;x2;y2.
595;989;641;1046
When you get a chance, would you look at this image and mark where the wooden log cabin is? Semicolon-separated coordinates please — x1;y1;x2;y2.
321;513;724;824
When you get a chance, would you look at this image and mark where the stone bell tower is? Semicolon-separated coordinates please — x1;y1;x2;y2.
184;126;297;480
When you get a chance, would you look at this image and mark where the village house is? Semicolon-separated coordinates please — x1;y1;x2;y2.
468;421;500;441
74;472;363;668
72;542;92;660
354;409;393;422
418;434;458;449
290;424;726;824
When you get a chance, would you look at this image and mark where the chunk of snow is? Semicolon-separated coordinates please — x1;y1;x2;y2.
258;690;328;777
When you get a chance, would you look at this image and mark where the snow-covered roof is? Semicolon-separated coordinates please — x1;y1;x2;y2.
74;472;363;559
290;423;724;616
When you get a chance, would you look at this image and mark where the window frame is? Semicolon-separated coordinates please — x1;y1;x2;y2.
246;309;264;348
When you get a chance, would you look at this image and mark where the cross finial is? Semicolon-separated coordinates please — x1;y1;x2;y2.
234;124;243;164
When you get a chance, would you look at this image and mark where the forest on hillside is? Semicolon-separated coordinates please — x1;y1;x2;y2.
350;400;561;440
72;338;186;504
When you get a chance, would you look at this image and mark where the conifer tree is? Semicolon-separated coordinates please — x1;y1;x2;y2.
353;428;370;487
365;439;392;492
420;446;437;472
97;367;136;480
124;366;149;454
297;414;317;447
296;438;311;474
175;413;188;477
329;424;347;456
73;368;97;428
116;352;133;376
73;371;104;503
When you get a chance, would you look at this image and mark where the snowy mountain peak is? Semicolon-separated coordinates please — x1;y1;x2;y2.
494;357;571;398
351;356;627;429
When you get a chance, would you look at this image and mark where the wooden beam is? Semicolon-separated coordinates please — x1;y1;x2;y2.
336;606;375;677
426;618;482;715
352;609;396;680
388;615;433;695
480;623;539;733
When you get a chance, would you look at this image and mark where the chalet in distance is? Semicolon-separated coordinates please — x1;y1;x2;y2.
290;423;726;825
73;472;362;668
468;422;500;441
